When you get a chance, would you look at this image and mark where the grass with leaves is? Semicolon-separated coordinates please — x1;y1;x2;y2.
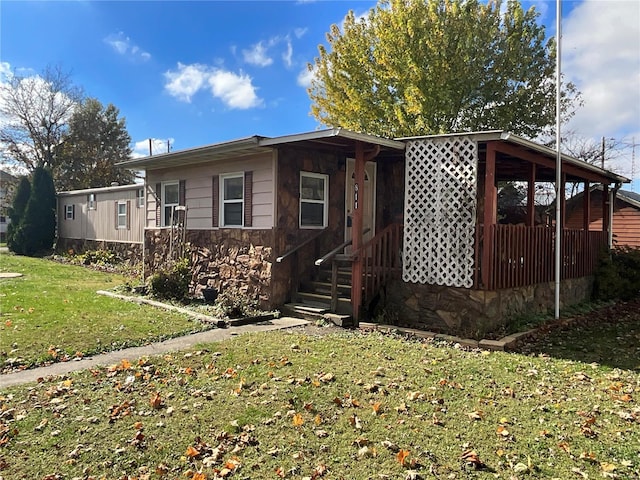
1;328;639;479
0;254;211;372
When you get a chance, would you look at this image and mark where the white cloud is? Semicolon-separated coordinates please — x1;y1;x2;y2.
282;39;293;68
243;41;273;67
208;70;262;109
164;63;262;109
242;34;299;69
294;27;308;39
563;0;640;180
164;63;208;103
104;32;151;62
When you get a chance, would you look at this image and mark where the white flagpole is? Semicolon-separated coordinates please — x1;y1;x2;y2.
555;0;562;319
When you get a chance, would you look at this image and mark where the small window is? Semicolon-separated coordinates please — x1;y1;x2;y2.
300;172;328;228
137;188;145;208
65;204;74;220
162;182;180;226
0;215;6;224
88;193;96;210
221;173;244;227
117;201;127;229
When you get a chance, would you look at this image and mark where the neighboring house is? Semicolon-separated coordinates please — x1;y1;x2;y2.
0;169;18;242
60;128;628;336
566;186;640;248
57;183;146;260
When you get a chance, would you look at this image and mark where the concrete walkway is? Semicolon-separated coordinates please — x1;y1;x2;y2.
0;317;308;389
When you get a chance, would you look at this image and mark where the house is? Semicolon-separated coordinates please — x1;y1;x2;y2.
566;186;640;248
57;183;145;260
0;169;18;242
105;128;628;336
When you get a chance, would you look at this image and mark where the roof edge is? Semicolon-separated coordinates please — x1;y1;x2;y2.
57;183;142;196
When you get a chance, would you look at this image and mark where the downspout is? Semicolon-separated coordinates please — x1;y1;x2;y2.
609;182;621;248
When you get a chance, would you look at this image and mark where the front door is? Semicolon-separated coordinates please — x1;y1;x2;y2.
345;159;376;252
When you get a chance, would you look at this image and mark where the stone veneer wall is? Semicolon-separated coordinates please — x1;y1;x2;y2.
384;276;594;338
145;229;276;308
56;238;143;264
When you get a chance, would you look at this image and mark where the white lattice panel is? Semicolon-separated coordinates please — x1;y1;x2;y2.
403;137;478;287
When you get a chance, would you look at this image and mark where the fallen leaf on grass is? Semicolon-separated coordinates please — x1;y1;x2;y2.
150;392;163;409
348;414;362;430
467;410;483;420
185;445;200;458
461;450;485;469
292;413;304;426
396;449;410;467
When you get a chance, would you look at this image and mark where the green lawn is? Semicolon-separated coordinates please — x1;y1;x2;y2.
0;254;211;371
1;329;639;479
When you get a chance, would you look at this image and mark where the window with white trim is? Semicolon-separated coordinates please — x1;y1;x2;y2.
65;204;74;220
162;181;179;226
88;193;96;210
221;173;244;227
300;172;328;228
137;188;145;208
117;201;127;229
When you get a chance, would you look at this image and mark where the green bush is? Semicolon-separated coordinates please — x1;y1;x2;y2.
80;249;119;266
594;246;640;301
14;167;56;256
7;177;31;254
216;287;260;318
149;258;191;301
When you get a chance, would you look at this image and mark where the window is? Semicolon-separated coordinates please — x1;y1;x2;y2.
162;181;180;226
117;201;127;229
88;193;96;210
0;215;6;224
137;188;145;208
221;173;244;227
300;172;328;228
65;204;74;220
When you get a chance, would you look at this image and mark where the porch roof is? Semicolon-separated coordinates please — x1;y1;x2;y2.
399;130;630;185
117;128;406;171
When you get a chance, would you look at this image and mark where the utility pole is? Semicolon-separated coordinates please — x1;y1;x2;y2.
148;138;153;156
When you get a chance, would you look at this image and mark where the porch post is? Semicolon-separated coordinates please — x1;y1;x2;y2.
583;181;590;231
526;163;536;227
351;141;365;324
482;142;497;289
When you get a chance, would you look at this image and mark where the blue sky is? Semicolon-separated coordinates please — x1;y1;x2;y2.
1;1;639;189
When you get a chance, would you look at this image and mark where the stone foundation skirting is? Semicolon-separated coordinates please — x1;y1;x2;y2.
145;229;276;308
384;276;593;338
56;237;143;264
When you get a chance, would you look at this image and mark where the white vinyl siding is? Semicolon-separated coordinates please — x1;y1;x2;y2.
145;153;275;229
57;185;143;243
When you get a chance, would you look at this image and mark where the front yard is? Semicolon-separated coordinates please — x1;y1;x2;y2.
0;254;212;372
1;328;639;479
1;254;639;479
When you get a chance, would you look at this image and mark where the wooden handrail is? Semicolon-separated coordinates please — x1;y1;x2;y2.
315;228;370;266
275;228;328;263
